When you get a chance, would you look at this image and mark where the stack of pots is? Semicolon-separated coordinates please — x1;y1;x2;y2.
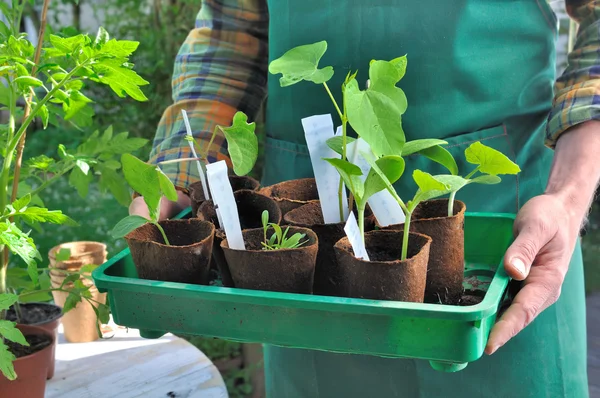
48;241;108;342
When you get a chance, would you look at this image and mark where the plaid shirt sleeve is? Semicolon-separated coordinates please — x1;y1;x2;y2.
148;0;269;189
547;0;600;147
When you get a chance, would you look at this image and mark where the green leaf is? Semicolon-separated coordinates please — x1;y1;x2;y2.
345;79;405;157
0;320;28;345
80;264;100;274
0;294;19;312
97;303;110;324
262;210;269;230
111;215;149;239
325;136;356;156
471;175;502;185
0;342;16;381
389;55;407;81
121;154;163;218
419;145;459;175
106;132;147;154
431;174;470;193
157;169;177;202
100;39;139;57
15;76;44;90
361;150;400;202
99;168;131;207
464;142;521;175
48;34;85;56
12;194;31;211
92;58;149;101
219;112;258;176
75;159;90;175
39;104;49;129
413;170;450;193
271;224;283;243
401;139;448;156
368;60;408;113
363;155;405;202
19;291;52;303
268;41;334;87
94;27;110;46
26;155;54;171
0;223;40;285
39;271;51;290
323;158;365;204
63;292;81;313
16;207;78;226
55;248;71;262
69;167;92;198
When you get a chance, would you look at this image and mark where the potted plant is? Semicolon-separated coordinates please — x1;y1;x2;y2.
221;210;318;293
0;0;149;393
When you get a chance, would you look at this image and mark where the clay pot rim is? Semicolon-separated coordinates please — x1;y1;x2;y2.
13;324;55;362
48;241;107;260
12;302;63;326
124;219;215;249
221;226;319;253
335;230;433;264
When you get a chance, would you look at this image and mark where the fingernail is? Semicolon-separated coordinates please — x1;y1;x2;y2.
511;258;526;277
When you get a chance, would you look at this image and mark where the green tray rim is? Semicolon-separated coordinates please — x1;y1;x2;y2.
93;210;515;323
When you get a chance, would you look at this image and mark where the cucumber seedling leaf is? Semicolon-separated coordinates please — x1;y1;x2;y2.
465;141;521;175
268;41;334;86
218;112;258;176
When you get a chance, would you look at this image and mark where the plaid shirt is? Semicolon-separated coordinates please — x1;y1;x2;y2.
150;0;600;189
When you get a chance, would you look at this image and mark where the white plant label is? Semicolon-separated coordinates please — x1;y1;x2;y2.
347;138;405;227
344;213;370;261
206;161;245;250
181;109;210;201
302;114;349;224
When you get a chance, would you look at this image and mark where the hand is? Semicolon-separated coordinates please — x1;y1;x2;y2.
484;193;581;354
129;190;191;220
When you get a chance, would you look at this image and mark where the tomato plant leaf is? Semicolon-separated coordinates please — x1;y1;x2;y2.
0;294;18;312
0;320;28;345
16;207;77;226
121;154;164;219
268;41;334;86
111;215;148;239
12;194;31;211
219;112;258;176
157;169;177;202
0;342;16;381
465;142;521;175
92;58;149;101
0;222;41;285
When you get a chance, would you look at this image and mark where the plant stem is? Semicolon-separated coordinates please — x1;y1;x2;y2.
154;222;171;245
401;213;411;261
322;82;343;122
28;164;76;198
447;191;457;217
464;166;480;180
358;206;365;245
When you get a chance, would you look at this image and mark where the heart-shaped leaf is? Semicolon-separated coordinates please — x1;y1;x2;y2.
268;41;334;87
363;155;405;202
465;142;521;175
219;112;258;176
111;215;148;239
419;145;459;175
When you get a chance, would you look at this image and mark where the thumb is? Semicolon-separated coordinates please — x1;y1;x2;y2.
503;224;549;281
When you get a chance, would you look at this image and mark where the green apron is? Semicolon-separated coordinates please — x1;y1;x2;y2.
261;1;588;396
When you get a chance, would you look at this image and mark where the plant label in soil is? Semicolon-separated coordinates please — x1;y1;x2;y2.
206;161;245;250
344;213;370;261
347;138;405;226
181;109;210;200
302;114;349;224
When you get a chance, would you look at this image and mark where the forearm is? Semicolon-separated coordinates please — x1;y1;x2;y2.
545;121;600;222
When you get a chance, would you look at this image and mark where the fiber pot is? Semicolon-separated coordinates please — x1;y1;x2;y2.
48;241;107;270
386;199;467;304
0;324;54;398
198;190;282;287
334;230;431;302
125;219;215;284
7;302;62;380
258;178;319;217
284;201;376;296
221;227;318;293
189;175;260;217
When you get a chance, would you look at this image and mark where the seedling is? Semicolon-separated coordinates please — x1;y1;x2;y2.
111;154;178;245
430;141;521;216
261;210;307;250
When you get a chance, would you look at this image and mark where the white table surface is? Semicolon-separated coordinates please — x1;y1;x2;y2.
45;319;229;398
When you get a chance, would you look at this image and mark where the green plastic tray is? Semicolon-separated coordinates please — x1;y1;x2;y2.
93;211;515;372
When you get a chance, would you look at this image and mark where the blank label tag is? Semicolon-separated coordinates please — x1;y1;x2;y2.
302;114;349;224
181;109;210;201
347;138;405;227
344;213;370;261
206;161;245;250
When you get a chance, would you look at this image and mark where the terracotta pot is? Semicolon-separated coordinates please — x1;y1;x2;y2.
50;275;107;343
0;324;54;398
222;227;318;294
258;178;319;218
334;230;431;302
7;302;62;380
48;241;107;270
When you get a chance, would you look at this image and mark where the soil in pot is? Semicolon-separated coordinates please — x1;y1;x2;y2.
258;178;319;217
386;199;467;305
189;175;260;217
334;230;431;302
284;201;375;296
7;302;62;380
125;219;215;284
0;324;54;398
198;190;282;287
221;227;318;294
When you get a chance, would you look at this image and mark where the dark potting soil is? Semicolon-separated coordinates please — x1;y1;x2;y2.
459;290;485;306
6;303;62;325
366;236;424;262
412;198;461;219
269;179;318;201
7;333;52;358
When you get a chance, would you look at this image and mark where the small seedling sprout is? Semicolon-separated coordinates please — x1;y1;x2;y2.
261;210;307;250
